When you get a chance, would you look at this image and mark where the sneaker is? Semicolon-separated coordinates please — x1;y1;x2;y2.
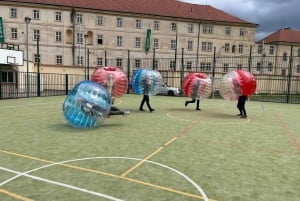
196;108;201;111
150;109;155;112
236;114;242;116
240;115;247;118
185;101;188;107
139;109;145;111
123;111;130;116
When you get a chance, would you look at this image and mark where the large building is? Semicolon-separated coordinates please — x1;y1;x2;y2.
0;0;258;73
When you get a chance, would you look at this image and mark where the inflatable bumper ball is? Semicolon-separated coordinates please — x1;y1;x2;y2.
91;66;128;98
63;80;112;128
130;69;163;95
219;70;257;101
183;72;213;99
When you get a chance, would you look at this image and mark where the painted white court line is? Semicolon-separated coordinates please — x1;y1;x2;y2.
0;166;124;201
0;156;209;201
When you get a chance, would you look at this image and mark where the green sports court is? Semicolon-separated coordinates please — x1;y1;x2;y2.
0;94;299;201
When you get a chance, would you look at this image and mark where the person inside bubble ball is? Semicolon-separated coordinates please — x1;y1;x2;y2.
78;97;105;118
139;74;155;112
185;79;201;111
102;73;130;117
104;74;114;102
232;79;248;118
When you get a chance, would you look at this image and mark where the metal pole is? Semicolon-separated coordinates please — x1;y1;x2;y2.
84;34;88;80
25;17;31;97
37;36;40;96
87;49;90;80
174;26;178;70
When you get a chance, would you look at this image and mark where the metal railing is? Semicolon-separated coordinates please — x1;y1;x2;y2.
1;55;300;103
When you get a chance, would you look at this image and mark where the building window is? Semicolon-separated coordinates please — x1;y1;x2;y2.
116;58;123;67
207;42;212;52
225;27;231;36
170;60;176;70
97;16;103;25
33;29;40;40
223;63;229;72
76;14;83;24
224;43;230;53
56;55;63;64
240;28;246;37
258;45;263;54
135;37;141;48
136;19;141;29
201;42;212;52
55;32;62;42
238;44;243;53
283;53;287;61
97;57;103;66
1;72;14;82
188;24;193;33
154;21;159;30
77;33;83;44
55;12;62;22
10;8;17;18
117;36;122;47
200;63;211;71
170;39;176;50
11;28;17;39
269;46;274;55
117;17;122;27
268;63;273;72
297;65;300;73
203;25;213;34
153;38;159;49
135;59;141;68
186;61;192;69
256;62;261;72
77;56;83;65
171;23;177;31
187;40;193;51
97;34;103;45
33;10;40;20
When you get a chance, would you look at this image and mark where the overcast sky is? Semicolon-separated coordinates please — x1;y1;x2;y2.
180;0;300;41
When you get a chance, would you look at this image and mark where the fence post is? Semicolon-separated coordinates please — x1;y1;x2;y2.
212;46;216;99
37;37;41;96
65;74;69;95
37;73;40;97
180;48;184;95
105;50;107;66
127;50;131;94
152;48;156;70
248;45;252;72
286;45;293;103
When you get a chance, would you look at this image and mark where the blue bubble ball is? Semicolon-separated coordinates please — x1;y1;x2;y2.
131;69;162;95
62;80;112;128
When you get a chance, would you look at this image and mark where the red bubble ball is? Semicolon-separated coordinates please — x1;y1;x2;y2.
220;70;257;101
91;66;128;98
236;70;257;96
183;72;212;99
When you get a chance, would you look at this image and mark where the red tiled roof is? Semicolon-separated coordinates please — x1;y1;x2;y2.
257;28;300;44
6;0;257;25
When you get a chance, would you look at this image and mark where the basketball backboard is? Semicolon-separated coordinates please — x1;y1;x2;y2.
0;48;23;65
